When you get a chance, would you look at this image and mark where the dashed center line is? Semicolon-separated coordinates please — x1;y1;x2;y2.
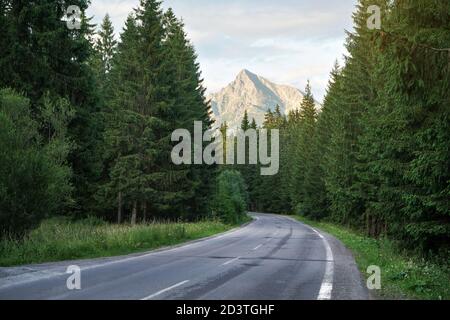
221;257;241;266
141;280;190;300
252;244;263;251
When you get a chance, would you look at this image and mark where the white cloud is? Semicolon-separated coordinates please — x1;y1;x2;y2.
88;0;357;102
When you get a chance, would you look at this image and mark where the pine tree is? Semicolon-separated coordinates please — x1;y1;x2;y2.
264;108;274;127
162;7;216;218
311;61;343;219
93;14;117;100
289;81;318;215
237;110;254;210
241;110;250;131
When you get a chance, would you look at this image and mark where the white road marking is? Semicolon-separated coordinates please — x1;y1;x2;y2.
141;280;190;300
252;244;263;251
311;228;334;300
221;257;241;266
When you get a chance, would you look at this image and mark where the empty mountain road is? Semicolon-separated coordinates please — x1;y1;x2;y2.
0;213;369;300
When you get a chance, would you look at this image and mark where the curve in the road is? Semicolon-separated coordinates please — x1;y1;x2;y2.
0;213;369;300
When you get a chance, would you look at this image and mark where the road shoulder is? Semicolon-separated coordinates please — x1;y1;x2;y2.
283;214;371;300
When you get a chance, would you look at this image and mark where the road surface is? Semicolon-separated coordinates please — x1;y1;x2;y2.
0;213;369;300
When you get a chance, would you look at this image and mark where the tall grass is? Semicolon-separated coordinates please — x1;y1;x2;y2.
0;217;233;267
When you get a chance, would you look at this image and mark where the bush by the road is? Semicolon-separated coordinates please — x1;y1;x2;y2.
212;170;248;224
0;89;73;237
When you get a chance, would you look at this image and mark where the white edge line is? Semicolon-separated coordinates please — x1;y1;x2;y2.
141;280;190;300
311;228;334;300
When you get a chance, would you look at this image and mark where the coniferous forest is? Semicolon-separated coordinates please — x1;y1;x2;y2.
0;0;220;236
0;0;448;268
242;0;449;258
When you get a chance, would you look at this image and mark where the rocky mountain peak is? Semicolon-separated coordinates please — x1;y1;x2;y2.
208;70;319;132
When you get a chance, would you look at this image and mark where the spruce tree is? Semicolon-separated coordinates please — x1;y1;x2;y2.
312;61;343;219
289;81;317;215
241;110;250;131
162;7;216;218
93;14;117;100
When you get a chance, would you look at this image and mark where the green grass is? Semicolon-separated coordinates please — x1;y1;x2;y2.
294;215;449;300
0;216;245;267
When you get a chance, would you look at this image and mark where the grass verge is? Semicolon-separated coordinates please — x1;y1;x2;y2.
294;215;449;300
0;216;248;267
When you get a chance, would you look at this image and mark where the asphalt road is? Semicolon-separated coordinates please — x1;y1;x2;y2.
0;213;370;300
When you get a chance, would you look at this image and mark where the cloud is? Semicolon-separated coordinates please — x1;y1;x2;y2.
88;0;357;102
87;0;136;32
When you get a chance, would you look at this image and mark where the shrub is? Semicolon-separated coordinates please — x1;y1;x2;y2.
213;170;248;224
0;89;73;237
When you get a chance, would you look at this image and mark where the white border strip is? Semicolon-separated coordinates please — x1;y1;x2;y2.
311;228;334;300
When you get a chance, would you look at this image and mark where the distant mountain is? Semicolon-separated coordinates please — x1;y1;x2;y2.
208;69;320;131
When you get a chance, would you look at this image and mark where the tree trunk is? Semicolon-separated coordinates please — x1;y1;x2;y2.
117;191;123;224
142;201;147;223
366;212;369;236
131;200;137;226
370;216;376;238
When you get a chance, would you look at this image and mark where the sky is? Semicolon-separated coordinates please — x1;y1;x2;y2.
87;0;357;102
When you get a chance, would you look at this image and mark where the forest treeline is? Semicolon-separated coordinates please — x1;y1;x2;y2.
0;0;250;236
238;0;449;256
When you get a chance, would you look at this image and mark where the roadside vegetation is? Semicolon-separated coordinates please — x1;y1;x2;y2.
212;170;249;225
295;215;450;300
0;160;249;267
0;216;250;267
